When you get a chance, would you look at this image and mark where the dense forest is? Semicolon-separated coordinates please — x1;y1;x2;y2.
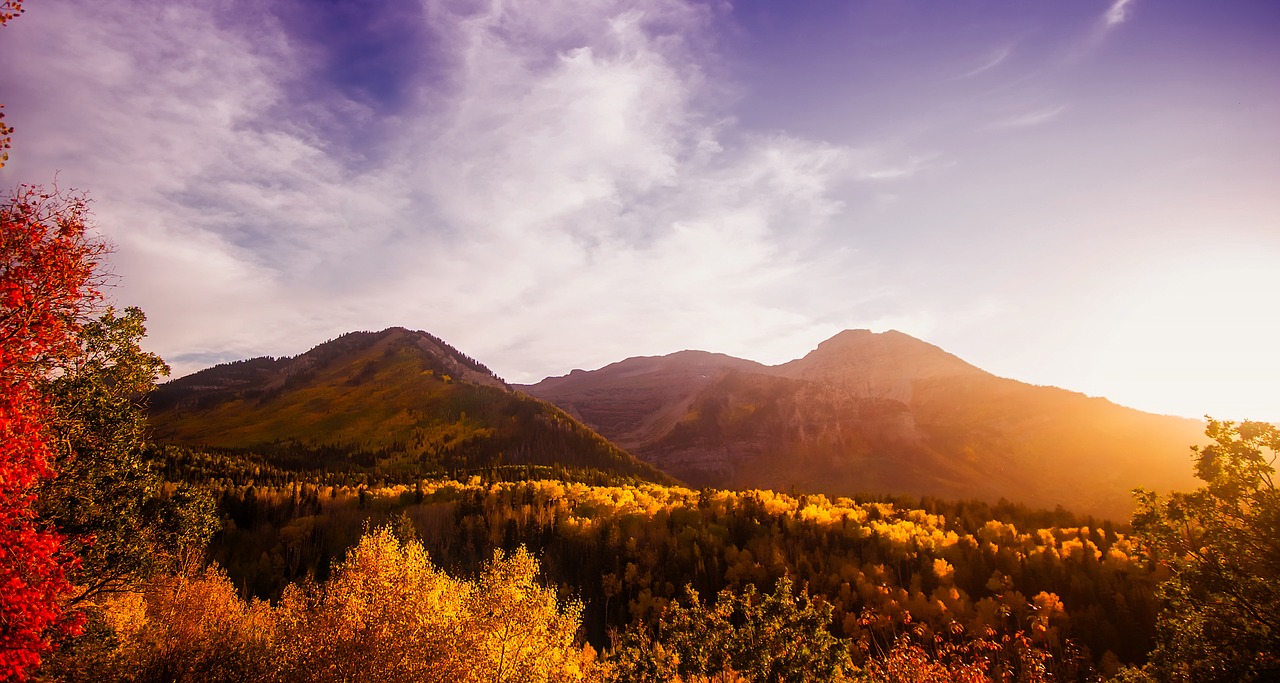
189;465;1158;670
3;185;1278;682
37;427;1280;682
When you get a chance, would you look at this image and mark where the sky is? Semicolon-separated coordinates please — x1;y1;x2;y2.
2;0;1278;424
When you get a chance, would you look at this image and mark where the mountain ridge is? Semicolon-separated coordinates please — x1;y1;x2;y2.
152;326;1207;518
149;328;670;484
522;329;1205;519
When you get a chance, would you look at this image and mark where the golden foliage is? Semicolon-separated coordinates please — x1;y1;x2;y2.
77;566;274;682
58;527;600;683
273;526;468;682
278;528;598;683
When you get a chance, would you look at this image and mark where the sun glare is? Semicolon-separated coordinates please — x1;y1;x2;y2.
1087;251;1279;423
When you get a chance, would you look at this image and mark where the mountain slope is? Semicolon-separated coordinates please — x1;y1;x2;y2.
149;328;668;483
523;330;1205;519
528;350;768;451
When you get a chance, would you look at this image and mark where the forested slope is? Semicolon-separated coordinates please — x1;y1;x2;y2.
149;328;669;484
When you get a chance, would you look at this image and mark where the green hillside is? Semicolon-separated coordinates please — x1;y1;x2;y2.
149;328;669;483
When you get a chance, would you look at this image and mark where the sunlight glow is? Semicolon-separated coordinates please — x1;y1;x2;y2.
1085;250;1279;423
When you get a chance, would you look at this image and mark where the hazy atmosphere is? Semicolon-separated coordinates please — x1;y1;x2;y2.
2;0;1277;422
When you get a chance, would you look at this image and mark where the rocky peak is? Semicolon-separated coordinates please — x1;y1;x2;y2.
771;329;983;402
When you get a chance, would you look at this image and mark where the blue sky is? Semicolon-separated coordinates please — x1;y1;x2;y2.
2;0;1278;422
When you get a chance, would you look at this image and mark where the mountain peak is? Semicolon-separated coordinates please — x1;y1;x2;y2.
809;328;884;350
297;327;506;388
774;329;982;400
816;328;936;350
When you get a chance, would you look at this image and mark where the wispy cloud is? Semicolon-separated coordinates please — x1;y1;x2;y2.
1105;0;1136;27
956;46;1013;80
1063;0;1138;60
0;0;872;381
850;153;945;181
987;105;1066;130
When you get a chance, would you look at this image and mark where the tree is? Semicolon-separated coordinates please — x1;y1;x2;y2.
273;528;598;683
612;577;853;683
470;547;591;683
1;185;105;678
1131;419;1280;681
37;307;216;604
273;525;469;682
42;564;276;683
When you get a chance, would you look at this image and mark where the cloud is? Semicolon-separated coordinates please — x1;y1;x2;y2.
1059;0;1138;60
377;0;861;376
986;106;1066;130
956;46;1013;79
1104;0;1136;26
0;0;872;381
850;152;945;181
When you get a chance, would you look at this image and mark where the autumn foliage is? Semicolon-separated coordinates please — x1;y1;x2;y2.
0;1;23;27
0;1;24;168
276;528;593;683
0;186;104;678
1130;420;1280;681
68;527;597;683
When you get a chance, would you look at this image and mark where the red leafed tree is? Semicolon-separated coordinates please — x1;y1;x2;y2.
0;184;104;679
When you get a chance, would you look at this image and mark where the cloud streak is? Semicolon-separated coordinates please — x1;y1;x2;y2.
986;106;1066;130
1105;0;1136;27
956;46;1013;79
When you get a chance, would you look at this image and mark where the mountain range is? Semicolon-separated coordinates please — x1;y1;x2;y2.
150;327;1206;519
522;329;1204;519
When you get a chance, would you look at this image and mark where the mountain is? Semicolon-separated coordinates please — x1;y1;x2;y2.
525;350;769;451
522;330;1206;519
149;328;667;483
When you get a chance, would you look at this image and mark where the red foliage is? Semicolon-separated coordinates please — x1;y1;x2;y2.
0;185;103;679
1;1;23;168
1;105;13;169
0;1;25;27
